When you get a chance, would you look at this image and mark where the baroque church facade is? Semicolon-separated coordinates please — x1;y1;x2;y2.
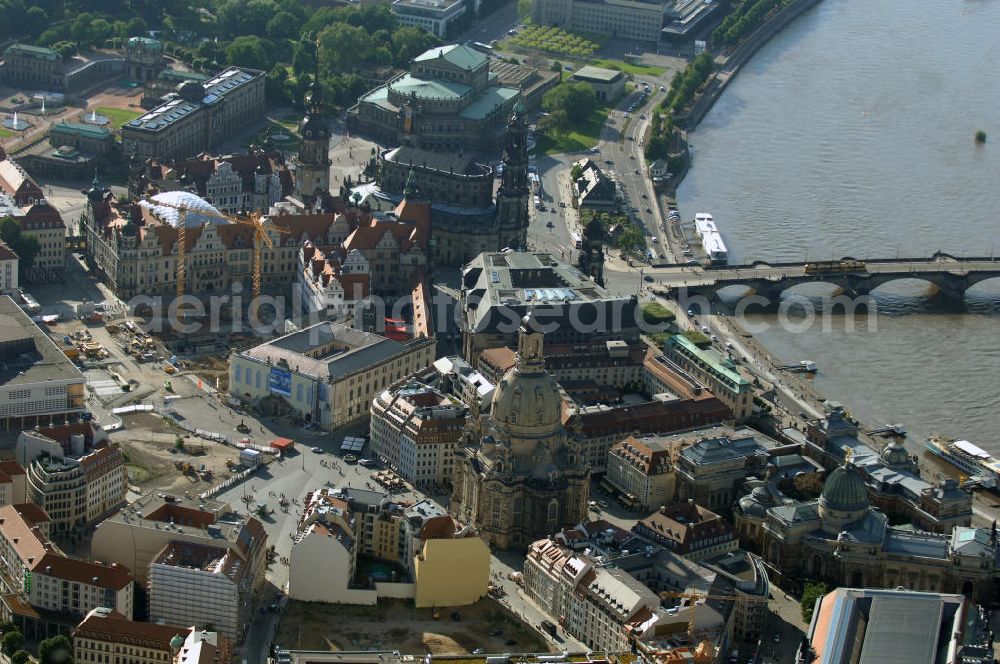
451;314;590;550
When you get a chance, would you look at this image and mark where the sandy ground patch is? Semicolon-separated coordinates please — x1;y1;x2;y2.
276;598;550;654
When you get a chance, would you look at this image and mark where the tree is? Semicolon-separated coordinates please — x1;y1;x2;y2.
537;109;568;135
800;582;828;624
542;82;596;124
0;217;39;269
390;26;439;67
2;631;24;657
317;22;373;75
12;650;31;664
570;163;583;180
266;11;300;40
225;36;274;72
125;17;149;38
69;13;95;45
37;635;72;664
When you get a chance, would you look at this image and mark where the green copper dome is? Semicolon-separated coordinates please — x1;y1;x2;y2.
819;464;868;513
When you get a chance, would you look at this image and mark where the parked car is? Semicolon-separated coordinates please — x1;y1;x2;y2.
359;458;375;467
344;454;358;463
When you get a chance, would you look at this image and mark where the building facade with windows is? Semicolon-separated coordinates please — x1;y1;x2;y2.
633;501;737;561
391;0;467;38
606;435;678;511
0;242;18;291
0;504;134;637
370;381;467;486
73;607;189;664
229;321;436;429
661;335;754;421
0;296;85;429
351;44;519;153
532;0;668;42
121;68;265;164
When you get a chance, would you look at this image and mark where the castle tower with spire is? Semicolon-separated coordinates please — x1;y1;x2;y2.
494;102;530;251
293;49;331;200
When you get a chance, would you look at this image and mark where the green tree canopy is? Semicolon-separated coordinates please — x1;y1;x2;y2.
11;650;30;664
225;36;274;72
1;631;24;657
542;82;596;124
0;217;40;269
800;582;829;624
390;26;440;67
266;11;300;40
37;635;72;664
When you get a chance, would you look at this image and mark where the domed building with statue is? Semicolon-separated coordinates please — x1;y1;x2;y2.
752;463;1000;602
450;313;590;550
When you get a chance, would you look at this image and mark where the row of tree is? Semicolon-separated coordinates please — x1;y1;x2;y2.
1;623;72;664
7;0;514;111
712;0;789;48
661;52;715;116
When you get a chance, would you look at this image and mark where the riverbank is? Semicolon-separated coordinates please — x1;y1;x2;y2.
660;0;825;195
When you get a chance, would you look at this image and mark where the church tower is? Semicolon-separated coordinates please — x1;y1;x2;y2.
293;73;331;200
495;101;530;251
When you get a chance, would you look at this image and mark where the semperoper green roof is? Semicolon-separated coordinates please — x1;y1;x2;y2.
413;44;487;72
389;73;470;101
4;44;60;61
459;86;519;120
51;122;112;139
572;66;625;83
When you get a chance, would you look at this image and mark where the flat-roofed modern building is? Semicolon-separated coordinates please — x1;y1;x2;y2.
533;0;719;43
391;0;467;38
229;321;436;429
121;67;265;163
569;66;626;102
0;296;85;429
799;587;995;664
351;44;519;153
460;251;640;364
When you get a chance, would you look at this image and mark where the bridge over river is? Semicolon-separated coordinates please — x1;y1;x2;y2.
647;253;1000;302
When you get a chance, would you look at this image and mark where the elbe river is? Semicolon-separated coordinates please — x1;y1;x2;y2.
675;0;1000;454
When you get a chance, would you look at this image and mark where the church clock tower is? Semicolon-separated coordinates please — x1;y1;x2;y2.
495;101;530;251
293;72;332;200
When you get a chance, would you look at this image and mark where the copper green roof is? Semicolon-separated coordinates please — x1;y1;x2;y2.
389;73;470;101
666;334;750;389
819;465;869;512
51;122;112;139
4;44;60;61
413;44;486;71
459;87;519;120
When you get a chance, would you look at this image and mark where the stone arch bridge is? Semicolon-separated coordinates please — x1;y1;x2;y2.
649;253;1000;303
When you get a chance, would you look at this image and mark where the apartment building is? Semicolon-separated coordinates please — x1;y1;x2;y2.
606;435;679;511
633;502;737;561
0;154;66;280
229;321;436;429
73;607;188;664
149;542;251;641
25;438;126;533
122;68;265;163
0;243;18;291
370;382;467;486
0;504;133;638
288;488;488;607
90;493;267;588
0;461;26;506
533;0;667;42
0;296;86;429
174;626;233;664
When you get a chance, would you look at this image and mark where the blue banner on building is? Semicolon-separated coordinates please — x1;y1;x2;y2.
268;367;292;397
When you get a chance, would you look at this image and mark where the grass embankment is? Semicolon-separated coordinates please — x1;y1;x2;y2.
95;107;143;128
590;58;665;77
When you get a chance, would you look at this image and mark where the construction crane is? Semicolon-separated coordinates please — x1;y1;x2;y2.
140;197;288;298
660;590;770;637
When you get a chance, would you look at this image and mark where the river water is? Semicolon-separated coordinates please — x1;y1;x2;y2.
676;0;1000;454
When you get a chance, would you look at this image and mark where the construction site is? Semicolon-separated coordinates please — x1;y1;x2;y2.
275;599;550;655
